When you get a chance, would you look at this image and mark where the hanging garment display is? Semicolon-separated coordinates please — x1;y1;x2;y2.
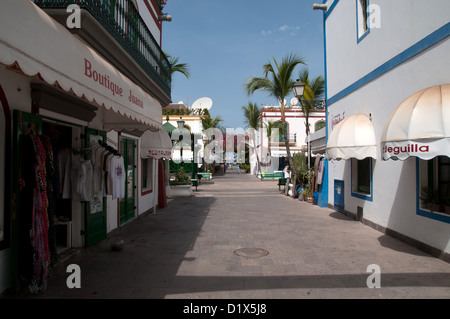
71;157;94;201
109;154;125;200
18;131;51;294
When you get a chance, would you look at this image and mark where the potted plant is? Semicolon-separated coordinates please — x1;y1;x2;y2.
420;186;442;212
303;169;314;203
305;188;314;203
170;167;193;196
293;152;308;188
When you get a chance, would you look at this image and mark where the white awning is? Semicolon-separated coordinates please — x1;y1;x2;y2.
309;128;326;154
270;147;305;158
326;114;376;160
0;0;162;132
381;84;450;161
140;129;173;159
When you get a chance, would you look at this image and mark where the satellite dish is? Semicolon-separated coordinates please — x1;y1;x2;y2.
279;99;287;106
192;97;213;110
291;97;299;106
177;101;184;104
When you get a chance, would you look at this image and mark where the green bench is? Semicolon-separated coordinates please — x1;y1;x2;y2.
260;172;284;180
197;172;212;180
278;178;288;191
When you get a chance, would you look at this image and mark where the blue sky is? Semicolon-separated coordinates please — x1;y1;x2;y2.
162;0;325;129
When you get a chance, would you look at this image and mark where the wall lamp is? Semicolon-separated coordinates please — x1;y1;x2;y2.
312;4;328;11
158;14;172;22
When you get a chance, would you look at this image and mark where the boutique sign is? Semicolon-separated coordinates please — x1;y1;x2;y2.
83;58;144;108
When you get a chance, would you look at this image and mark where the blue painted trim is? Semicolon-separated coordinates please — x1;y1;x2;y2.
325;0;339;20
334;179;345;213
356;0;370;44
318;160;329;207
321;0;329;207
350;158;373;202
416;158;450;224
328;22;450;106
323;7;328;142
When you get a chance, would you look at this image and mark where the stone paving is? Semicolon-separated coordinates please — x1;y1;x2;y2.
31;169;450;299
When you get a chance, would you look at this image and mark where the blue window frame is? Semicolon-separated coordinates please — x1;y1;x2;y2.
416;158;450;224
351;157;373;201
356;0;370;43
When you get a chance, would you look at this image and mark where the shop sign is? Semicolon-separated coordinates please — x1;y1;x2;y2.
83;58;144;108
146;149;172;158
331;112;345;129
382;141;437;161
383;144;430;156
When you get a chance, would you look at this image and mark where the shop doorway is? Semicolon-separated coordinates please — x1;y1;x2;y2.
119;137;136;225
42;120;73;254
85;128;107;247
11;110;85;293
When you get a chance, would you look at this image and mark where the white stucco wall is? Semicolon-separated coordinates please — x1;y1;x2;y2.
136;0;162;46
326;0;450;98
261;109;326;149
325;0;450;253
138;157;158;215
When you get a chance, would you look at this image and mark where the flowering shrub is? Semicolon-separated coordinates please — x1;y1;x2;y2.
157;0;167;12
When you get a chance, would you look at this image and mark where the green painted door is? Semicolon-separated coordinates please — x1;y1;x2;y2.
119;138;136;224
85;128;107;247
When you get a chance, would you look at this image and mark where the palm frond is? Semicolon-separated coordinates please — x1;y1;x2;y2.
166;53;190;79
242;102;261;130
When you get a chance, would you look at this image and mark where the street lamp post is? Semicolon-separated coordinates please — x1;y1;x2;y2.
177;117;185;164
292;80;311;169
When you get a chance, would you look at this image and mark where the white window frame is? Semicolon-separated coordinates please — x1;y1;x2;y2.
141;157;153;194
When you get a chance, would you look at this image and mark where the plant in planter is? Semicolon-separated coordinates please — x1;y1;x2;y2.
293;152;308;187
305;169;314;202
420;186;443;212
170;167;193;197
173;167;191;185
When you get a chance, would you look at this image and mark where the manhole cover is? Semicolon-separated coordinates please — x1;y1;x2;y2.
234;248;269;258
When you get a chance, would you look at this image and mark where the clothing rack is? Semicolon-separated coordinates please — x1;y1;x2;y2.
72;147;92;156
98;139;121;156
106;137;118;147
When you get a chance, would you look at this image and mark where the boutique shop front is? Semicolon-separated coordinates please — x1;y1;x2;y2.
0;1;164;295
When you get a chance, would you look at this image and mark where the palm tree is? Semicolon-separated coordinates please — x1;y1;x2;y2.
244;53;306;175
201;115;223;172
201;115;223;131
242;102;261;174
165;53;190;79
297;69;325;137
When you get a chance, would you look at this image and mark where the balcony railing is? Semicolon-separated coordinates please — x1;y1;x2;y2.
33;0;171;97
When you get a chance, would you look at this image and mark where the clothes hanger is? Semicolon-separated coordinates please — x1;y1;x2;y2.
24;123;37;136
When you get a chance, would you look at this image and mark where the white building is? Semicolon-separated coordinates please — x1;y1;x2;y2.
323;0;450;261
163;104;205;165
0;0;172;295
257;104;325;174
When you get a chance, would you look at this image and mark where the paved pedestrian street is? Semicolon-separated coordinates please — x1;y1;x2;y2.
32;170;450;300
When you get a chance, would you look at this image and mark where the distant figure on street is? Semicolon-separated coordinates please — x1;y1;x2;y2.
237;165;240;174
